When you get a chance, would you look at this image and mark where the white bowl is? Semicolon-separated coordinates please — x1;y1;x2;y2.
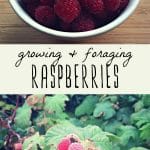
9;0;140;39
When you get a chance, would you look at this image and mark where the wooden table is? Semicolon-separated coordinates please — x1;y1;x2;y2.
0;0;149;43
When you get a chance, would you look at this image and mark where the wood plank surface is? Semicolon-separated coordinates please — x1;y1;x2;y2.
0;0;149;43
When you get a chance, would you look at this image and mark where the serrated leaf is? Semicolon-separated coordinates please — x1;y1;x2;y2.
140;123;150;141
141;95;150;107
93;101;116;120
75;96;99;117
23;132;44;150
15;103;32;129
44;95;69;114
131;109;150;127
134;101;144;112
116;125;139;146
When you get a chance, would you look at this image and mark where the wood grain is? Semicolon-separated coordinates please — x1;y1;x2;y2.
0;0;149;43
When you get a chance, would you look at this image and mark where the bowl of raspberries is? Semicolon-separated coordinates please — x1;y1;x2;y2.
9;0;139;38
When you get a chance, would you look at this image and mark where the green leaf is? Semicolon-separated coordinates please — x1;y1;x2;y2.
140;123;150;141
75;96;99;117
15;103;32;129
0;100;15;111
131;109;150;127
116;125;139;146
44;95;69;114
134;101;144;112
23;132;45;150
117;107;132;124
104;120;122;134
141;95;150;107
93;101;116;120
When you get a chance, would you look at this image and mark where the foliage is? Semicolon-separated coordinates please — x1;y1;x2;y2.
0;94;150;150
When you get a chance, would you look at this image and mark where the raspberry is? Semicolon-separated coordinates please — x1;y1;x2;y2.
106;0;121;12
40;0;54;6
35;6;55;26
57;138;71;150
54;0;81;23
119;0;129;10
72;14;95;32
68;143;84;150
14;143;22;150
85;0;105;14
23;0;129;32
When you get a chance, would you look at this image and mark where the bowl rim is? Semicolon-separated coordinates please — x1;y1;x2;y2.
9;0;140;39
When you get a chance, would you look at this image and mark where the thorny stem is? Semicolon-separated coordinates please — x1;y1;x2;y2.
0;96;22;148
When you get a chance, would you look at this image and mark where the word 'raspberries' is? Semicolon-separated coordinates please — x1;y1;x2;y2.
24;0;129;32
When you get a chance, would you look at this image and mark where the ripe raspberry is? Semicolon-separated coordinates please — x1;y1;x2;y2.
57;138;71;150
35;6;55;26
54;0;81;23
14;143;22;150
106;0;121;12
40;0;54;6
68;143;84;150
85;0;105;14
119;0;129;10
72;14;95;32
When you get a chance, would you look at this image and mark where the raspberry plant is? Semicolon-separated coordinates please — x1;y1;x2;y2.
0;95;150;150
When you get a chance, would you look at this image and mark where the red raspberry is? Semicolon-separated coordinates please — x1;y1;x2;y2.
57;138;71;150
40;0;54;6
35;6;55;26
85;0;105;14
68;143;84;150
119;0;129;10
14;143;22;150
106;0;121;12
72;14;95;32
54;0;81;23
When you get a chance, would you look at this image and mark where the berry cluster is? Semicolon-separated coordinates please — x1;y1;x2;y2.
57;134;83;150
23;0;129;32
